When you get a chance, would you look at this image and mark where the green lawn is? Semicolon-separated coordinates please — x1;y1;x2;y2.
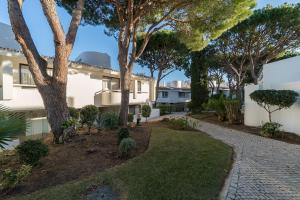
10;126;232;200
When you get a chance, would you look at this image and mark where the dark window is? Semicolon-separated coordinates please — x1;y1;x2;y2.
178;92;186;98
162;91;168;98
137;81;142;93
19;64;35;85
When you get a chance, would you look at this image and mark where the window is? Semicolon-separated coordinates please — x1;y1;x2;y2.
19;64;35;85
162;91;168;98
178;92;186;98
102;77;120;90
137;81;142;93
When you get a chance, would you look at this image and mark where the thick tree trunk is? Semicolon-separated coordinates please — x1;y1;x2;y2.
119;65;131;126
154;70;162;107
39;81;69;143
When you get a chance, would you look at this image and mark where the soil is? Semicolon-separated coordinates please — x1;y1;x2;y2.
192;112;300;145
0;125;151;198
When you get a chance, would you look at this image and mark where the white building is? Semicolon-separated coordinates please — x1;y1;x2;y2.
244;56;300;136
0;22;157;135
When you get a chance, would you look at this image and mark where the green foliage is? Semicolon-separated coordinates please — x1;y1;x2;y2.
16;140;49;165
68;107;79;120
119;138;136;157
158;105;171;116
204;96;226;121
128;113;134;123
61;119;77;129
224;100;241;124
118;128;130;144
100;112;119;129
0;164;32;191
250;90;298;122
169;118;189;130
80;105;98;132
141;105;151;121
0;105;29;149
261;122;282;137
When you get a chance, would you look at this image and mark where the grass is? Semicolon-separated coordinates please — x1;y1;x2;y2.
9;126;232;200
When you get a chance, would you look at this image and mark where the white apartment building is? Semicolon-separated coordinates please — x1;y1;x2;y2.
244;56;300;135
0;22;157;135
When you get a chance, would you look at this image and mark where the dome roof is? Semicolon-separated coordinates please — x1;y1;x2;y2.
75;51;111;68
0;22;21;50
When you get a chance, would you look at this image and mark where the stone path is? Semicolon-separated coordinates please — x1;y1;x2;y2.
186;117;300;200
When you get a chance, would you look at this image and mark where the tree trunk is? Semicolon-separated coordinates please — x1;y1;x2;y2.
268;112;272;122
119;65;131;126
39;82;69;143
154;70;162;107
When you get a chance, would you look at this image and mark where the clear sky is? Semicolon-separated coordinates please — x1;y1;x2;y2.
0;0;299;81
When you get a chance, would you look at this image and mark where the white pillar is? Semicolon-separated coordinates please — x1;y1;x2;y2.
0;60;13;100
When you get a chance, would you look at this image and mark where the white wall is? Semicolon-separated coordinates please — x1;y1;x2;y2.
157;89;191;104
244;56;300;136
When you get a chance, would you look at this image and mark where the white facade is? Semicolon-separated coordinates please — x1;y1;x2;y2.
244;56;300;135
157;87;191;104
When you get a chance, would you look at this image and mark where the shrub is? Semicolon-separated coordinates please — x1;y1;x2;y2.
224;100;241;124
128;113;134;123
118;128;130;144
16;140;49;165
80;105;98;133
158;104;171;116
119;138;136;157
204;96;226;121
261;122;282;137
0;165;32;191
100;112;119;129
250;90;298;122
142;105;151;122
61;118;77;129
169;118;188;130
68;107;79;120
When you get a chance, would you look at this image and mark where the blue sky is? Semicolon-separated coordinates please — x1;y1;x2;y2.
0;0;299;81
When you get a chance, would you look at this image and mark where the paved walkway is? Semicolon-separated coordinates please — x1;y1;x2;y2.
186;117;300;200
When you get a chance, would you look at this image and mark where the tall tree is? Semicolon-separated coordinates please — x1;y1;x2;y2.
137;31;190;104
8;0;85;143
208;65;226;95
61;0;256;125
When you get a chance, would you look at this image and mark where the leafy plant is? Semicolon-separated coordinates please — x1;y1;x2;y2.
169;118;189;130
250;90;298;122
61;119;77;129
0;105;29;149
159;105;171;116
142;105;151;122
204;96;226;121
68;107;79;121
261;122;282;137
119;138;136;157
0;164;32;191
128;113;134;123
100;112;119;129
80;105;98;133
118;128;130;144
16;140;49;165
224;100;241;124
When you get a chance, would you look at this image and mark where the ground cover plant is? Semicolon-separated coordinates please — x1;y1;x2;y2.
8;125;233;200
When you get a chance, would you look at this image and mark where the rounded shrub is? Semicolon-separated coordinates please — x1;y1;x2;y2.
142;104;151;121
261;122;282;137
68;107;79;120
128;113;134;123
100;112;119;129
119;138;136;157
118;128;130;144
203;95;226;121
16;140;49;165
80;105;98;133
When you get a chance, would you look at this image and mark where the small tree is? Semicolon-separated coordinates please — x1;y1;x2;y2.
250;90;298;122
80;105;98;133
68;107;80;121
141;105;151;122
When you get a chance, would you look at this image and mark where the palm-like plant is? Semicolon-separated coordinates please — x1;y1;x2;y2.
0;105;29;149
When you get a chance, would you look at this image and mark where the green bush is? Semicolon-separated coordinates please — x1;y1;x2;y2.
224;100;241;124
68;107;79;120
159;105;171;116
128;113;134;123
250;90;298;122
142;105;151;121
261;122;282;137
100;112;119;129
118;128;130;144
16;140;49;165
119;138;136;157
169;118;189;130
80;105;98;133
61;118;77;129
204;96;226;121
0;164;32;191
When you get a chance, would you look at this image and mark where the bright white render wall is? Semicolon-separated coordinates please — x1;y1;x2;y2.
244;56;300;135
